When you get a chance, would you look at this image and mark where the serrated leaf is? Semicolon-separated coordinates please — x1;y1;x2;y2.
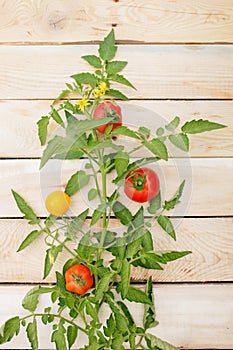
114;151;129;177
67;325;78;350
26;319;38;350
51;327;67;350
105;294;129;333
82;55;102;68
169;133;189;152
145;333;179;350
141;230;154;251
112;126;140;139
40;135;67;169
91;203;106;226
51;108;65;127
126;286;152;305
66;209;89;240
12;190;40;225
126;237;142;259
22;286;40;312
109;74;136;90
148;191;161;214
144;276;158;330
117;301;136;330
71;72;97;86
106;61;128;74
153;250;192;264
44;245;63;279
94;272;114;302
52;89;70;105
17;230;42;252
157;215;176;240
132;252;163;270
86;302;98;322
165;116;180;132
88;188;98;201
181;119;226;134
163;180;185;211
120;260;130;298
106;88;129;100
65;170;90;197
0;317;20;343
37;116;49;146
56;271;66;292
98;29;117;61
143;138;168;160
112;201;133;225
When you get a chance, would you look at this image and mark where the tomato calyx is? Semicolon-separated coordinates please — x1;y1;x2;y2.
128;172;147;191
103;106;120;123
71;273;86;287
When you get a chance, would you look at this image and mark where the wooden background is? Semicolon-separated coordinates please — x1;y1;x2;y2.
0;0;233;349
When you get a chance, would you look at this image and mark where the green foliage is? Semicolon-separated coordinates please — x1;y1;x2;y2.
4;28;227;350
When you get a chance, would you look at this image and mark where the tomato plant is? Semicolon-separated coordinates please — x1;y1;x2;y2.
124;167;160;203
93;101;122;133
65;264;94;295
2;29;226;350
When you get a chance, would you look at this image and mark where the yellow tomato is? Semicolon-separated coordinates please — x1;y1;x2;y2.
45;191;71;216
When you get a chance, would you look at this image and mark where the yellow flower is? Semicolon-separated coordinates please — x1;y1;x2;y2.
77;97;89;111
99;81;108;93
93;89;104;98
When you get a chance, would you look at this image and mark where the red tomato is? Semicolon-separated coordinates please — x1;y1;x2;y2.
93;101;122;133
124;167;160;203
65;264;94;295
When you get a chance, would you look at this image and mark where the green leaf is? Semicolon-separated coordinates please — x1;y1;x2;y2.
112;334;124;350
120;260;130;299
105;294;129;333
126;237;142;259
12;190;39;225
37;116;49;146
157;215;176;240
153;250;192;264
66;209;89;240
125;286;152;305
52;89;70;105
143;138;168;160
169;133;189;152
67;325;78;350
117;301;136;330
165;116;180;132
65;170;90;197
94;272;114;302
143;276;158;330
71;72;97;86
66;116;116;138
51;108;65;127
51;327;67;350
112;126;140;139
82;55;102;68
108;74;136;90
56;271;66;292
148;192;161;214
106;88;129;100
108;237;126;259
86;302;98;322
132;252;163;270
145;333;179;350
156;127;164;137
106;61;128;74
40;135;67;169
91;203;106;226
22;286;40;312
88;188;98;201
114;151;129;177
98;29;117;61
54;150;84;160
26;319;38;350
104;314;115;337
181;119;226;134
44;245;63;279
138;126;150;139
17;230;42;252
0;317;20;343
163;180;185;211
141;230;154;251
112;201;133;225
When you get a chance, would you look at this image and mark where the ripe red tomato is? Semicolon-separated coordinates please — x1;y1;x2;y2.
124;167;160;203
93;101;122;133
65;264;94;295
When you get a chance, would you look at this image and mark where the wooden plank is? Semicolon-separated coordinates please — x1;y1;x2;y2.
0;284;232;349
0;218;232;283
1;45;233;99
0;100;232;158
0;1;233;43
0;158;232;217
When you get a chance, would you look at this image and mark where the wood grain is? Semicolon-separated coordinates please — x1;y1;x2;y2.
0;45;233;99
0;100;232;158
0;284;232;349
0;218;232;283
0;0;233;43
0;158;232;217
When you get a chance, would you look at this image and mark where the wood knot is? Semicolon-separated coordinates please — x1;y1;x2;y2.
48;13;66;31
